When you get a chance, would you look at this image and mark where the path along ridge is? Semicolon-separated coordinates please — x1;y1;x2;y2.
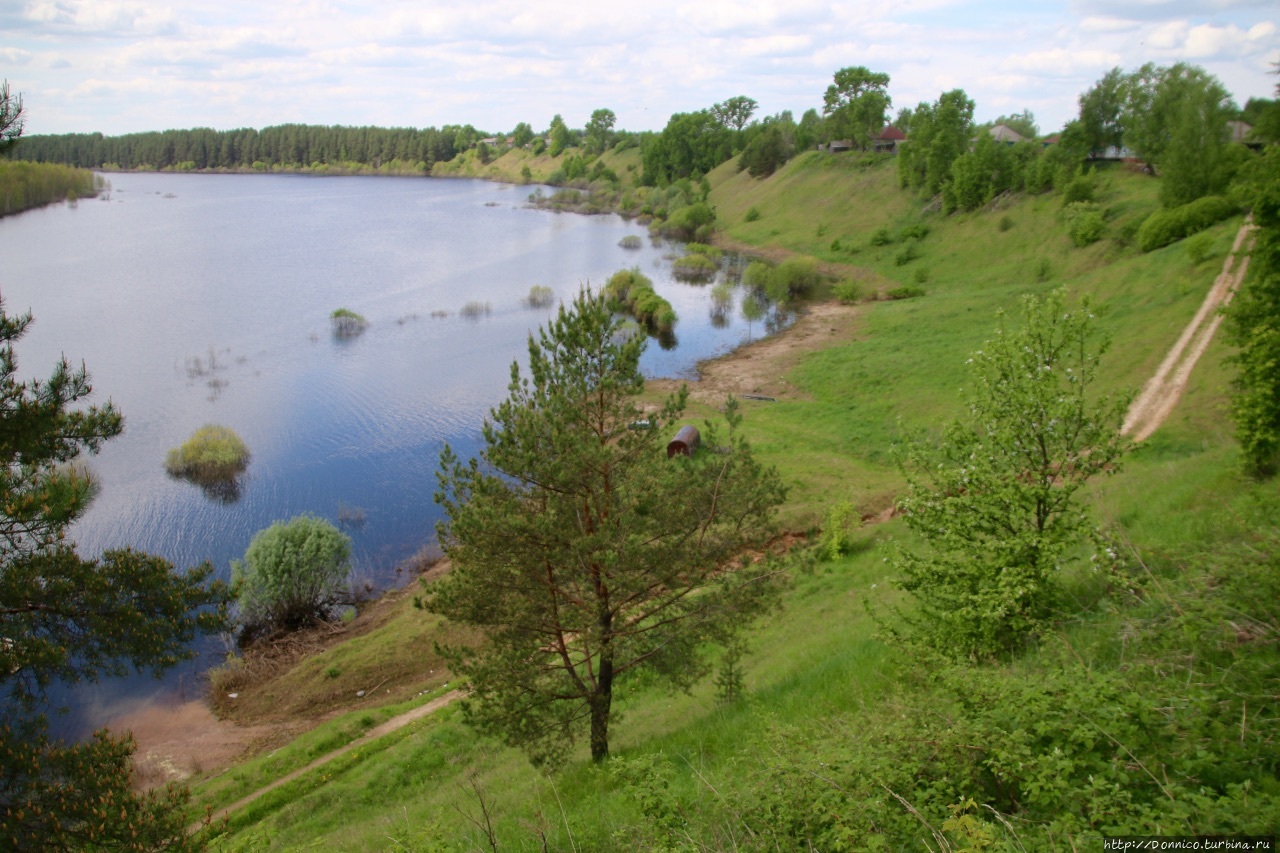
1122;219;1256;443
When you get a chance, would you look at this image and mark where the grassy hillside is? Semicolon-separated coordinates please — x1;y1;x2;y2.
192;151;1274;849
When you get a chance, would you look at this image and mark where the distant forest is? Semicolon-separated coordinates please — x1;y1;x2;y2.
10;123;486;172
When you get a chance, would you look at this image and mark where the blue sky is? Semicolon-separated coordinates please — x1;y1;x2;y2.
1;0;1276;137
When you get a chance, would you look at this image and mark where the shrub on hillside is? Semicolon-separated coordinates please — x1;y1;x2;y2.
885;285;926;300
1138;195;1238;252
1065;202;1107;247
833;278;863;304
232;514;352;637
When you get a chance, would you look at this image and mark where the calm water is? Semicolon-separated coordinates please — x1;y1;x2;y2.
0;172;783;731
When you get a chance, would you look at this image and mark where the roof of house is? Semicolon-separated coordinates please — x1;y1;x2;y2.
988;124;1027;143
877;126;906;141
1042;134;1061;145
1227;120;1254;144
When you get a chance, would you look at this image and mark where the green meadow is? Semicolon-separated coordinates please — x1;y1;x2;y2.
194;152;1275;850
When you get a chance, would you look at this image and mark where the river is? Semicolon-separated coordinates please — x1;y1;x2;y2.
0;172;784;733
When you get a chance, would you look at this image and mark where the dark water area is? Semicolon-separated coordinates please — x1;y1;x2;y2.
0;172;787;734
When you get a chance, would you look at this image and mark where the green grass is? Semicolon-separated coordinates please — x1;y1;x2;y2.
193;150;1270;849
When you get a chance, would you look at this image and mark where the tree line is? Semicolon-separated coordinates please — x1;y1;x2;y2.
11;123;481;172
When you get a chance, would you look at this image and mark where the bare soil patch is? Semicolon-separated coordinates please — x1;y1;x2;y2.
649;301;862;406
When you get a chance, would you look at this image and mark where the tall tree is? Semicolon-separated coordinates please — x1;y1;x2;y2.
427;290;786;765
712;95;759;133
822;66;891;149
1078;67;1129;152
888;290;1129;659
584;108;617;155
0;302;232;850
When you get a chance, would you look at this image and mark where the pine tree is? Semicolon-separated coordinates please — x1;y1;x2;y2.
0;302;231;850
426;290;786;765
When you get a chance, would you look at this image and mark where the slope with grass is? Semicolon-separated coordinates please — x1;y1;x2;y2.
190;151;1272;850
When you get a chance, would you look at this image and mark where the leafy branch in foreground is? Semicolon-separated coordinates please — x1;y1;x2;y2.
425;289;786;765
886;289;1129;659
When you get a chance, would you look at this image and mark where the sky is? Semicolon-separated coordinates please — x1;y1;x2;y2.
1;0;1277;138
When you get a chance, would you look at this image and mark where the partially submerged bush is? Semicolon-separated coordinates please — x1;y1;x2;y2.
330;307;368;337
164;424;250;483
524;285;555;308
672;253;717;282
460;301;492;318
1138;195;1238;253
604;268;678;333
232;514;352;637
618;235;643;249
683;242;724;263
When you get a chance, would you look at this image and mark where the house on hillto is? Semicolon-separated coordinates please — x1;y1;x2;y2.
874;126;906;153
827;139;853;154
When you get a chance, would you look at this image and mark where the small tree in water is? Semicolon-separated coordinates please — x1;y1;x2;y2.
426;289;787;765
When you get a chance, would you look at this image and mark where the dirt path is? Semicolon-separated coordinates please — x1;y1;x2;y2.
1122;220;1256;442
193;689;465;833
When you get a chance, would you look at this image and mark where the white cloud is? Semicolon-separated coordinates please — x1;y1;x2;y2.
1001;47;1124;76
1;47;34;64
1080;16;1140;33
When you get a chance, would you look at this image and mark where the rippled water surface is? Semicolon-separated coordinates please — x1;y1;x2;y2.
0;173;780;730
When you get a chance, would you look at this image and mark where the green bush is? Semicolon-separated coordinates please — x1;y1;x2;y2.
659;202;715;241
1184;233;1215;265
744;206;761;223
618;235;643;249
769;258;819;301
742;260;772;291
998;215;1015;232
899;222;930;241
1061;170;1096;205
894;243;920;266
604;268;678;333
683;243;723;262
524;285;555;308
330;307;368;337
885;285;926;300
832;278;863;304
671;254;717;282
164;425;249;483
819;500;861;560
1065;202;1106;247
232;514;352;637
1137;195;1238;252
869;226;893;247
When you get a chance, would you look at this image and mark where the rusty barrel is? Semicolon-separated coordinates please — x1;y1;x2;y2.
666;425;700;458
